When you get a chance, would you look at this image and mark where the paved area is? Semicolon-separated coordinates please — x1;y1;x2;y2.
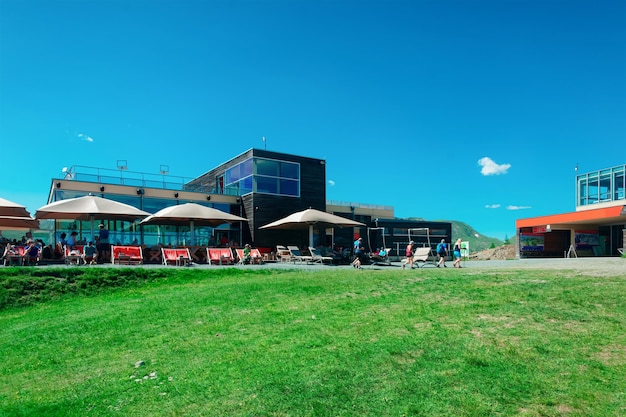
41;257;625;277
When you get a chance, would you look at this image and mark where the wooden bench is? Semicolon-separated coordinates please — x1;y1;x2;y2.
162;248;192;266
111;246;143;265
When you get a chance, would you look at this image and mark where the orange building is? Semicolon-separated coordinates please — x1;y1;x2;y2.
516;164;625;258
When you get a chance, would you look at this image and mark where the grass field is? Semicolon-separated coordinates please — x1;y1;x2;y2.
0;266;624;416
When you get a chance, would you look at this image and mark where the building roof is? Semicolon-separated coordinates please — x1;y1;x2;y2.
516;205;626;229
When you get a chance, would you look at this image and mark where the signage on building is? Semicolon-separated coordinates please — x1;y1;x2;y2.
532;226;547;233
520;233;544;251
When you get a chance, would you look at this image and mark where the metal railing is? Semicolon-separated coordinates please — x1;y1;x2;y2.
57;165;213;193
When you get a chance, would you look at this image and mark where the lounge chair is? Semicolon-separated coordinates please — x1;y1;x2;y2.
412;247;436;268
162;248;192;266
287;246;313;263
111;245;144;265
370;248;392;266
234;248;264;264
275;245;292;263
206;248;235;265
308;247;334;264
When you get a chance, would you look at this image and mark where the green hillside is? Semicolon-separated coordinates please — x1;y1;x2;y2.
404;218;508;253
446;220;506;253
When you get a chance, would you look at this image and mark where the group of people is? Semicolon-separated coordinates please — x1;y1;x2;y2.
435;238;463;268
400;238;464;269
1;239;45;265
56;223;110;265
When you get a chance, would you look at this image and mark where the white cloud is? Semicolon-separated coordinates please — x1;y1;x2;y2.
478;157;511;176
506;205;532;210
328;180;335;186
485;204;501;209
78;133;94;143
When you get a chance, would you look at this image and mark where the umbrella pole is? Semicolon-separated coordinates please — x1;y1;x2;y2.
190;221;195;246
309;225;314;249
90;216;95;243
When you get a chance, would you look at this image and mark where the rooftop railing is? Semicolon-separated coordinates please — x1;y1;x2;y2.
327;200;394;211
57;165;213;193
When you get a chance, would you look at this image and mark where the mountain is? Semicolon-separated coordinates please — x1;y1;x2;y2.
405;218;510;253
446;220;507;253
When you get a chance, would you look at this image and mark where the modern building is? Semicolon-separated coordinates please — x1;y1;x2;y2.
516;163;625;258
45;148;451;261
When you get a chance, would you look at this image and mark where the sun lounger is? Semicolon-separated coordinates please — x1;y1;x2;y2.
162;248;192;266
275;245;292;262
206;248;234;265
412;247;436;268
370;248;392;266
308;247;334;264
235;248;264;264
287;246;313;263
111;245;143;265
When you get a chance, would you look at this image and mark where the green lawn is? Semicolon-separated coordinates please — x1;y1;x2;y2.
0;267;624;416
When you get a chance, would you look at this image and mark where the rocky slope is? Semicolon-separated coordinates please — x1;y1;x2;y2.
470;244;516;260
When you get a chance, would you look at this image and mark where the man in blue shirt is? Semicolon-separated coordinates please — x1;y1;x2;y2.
352;237;365;269
436;239;448;268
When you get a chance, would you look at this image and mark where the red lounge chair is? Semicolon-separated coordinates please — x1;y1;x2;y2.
206;248;234;265
161;248;192;266
111;245;143;265
234;248;264;264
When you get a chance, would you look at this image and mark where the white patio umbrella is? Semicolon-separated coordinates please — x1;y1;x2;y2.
139;203;248;245
259;208;365;248
0;197;33;218
0;197;39;230
35;195;150;239
0;216;40;230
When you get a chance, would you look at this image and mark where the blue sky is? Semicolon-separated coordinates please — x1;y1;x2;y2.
1;0;624;239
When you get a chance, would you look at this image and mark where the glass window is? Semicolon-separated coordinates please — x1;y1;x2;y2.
614;168;625;200
280;162;299;179
240;176;253;195
588;173;599;204
599;170;611;201
256;176;278;194
280;178;299;196
255;159;280;177
578;176;588;206
224;182;239;196
225;164;241;184
393;228;409;236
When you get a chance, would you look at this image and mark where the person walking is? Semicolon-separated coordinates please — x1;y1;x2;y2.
352;237;365;269
436;239;448;268
402;240;415;269
452;238;463;268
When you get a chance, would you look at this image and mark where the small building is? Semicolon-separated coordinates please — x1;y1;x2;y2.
516;163;625;258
